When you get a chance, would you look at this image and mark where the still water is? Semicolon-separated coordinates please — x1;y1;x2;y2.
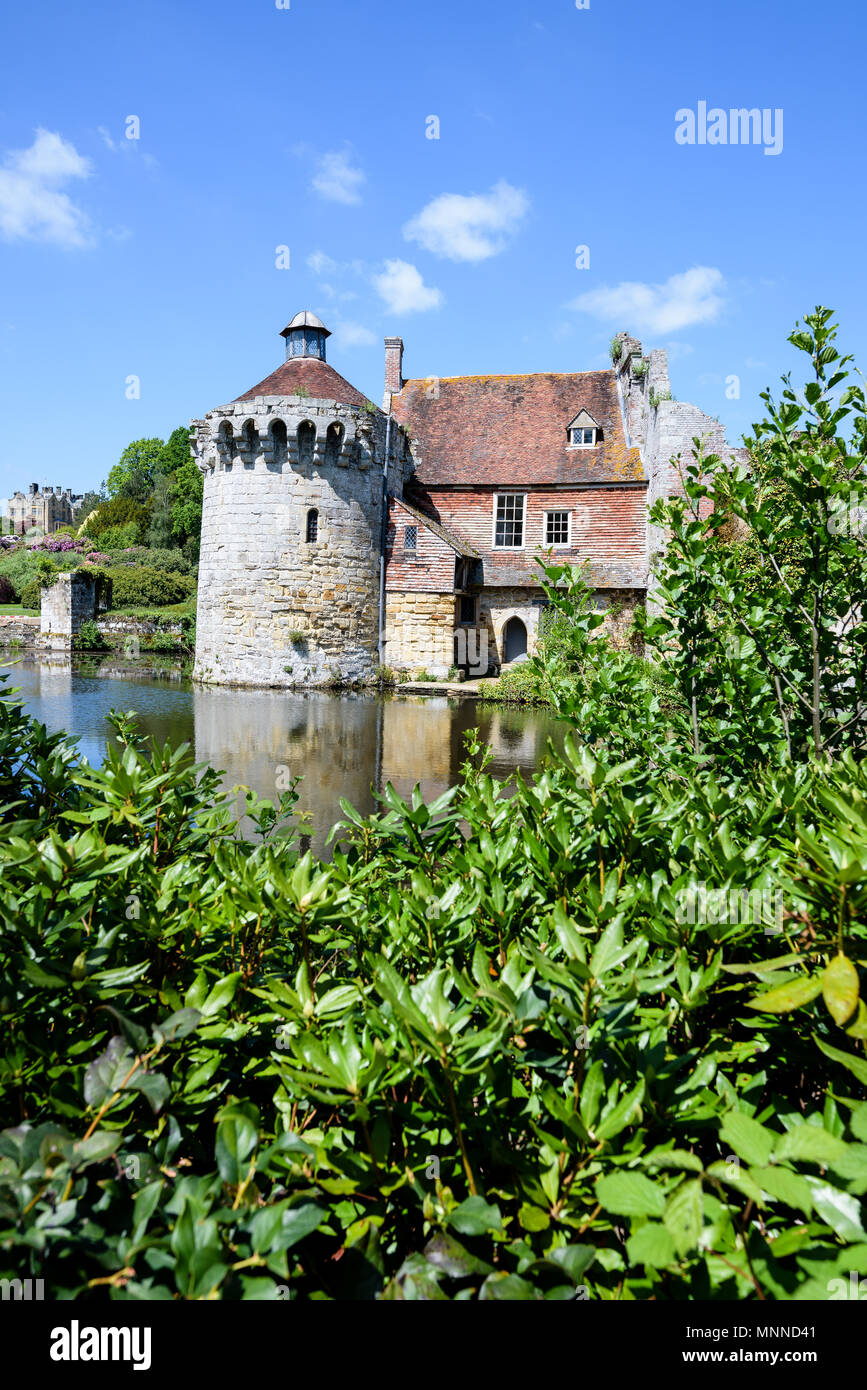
1;658;566;855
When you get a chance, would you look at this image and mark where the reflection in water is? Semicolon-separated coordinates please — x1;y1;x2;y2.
1;661;566;855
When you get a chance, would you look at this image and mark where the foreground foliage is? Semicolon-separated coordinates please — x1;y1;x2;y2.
0;688;866;1300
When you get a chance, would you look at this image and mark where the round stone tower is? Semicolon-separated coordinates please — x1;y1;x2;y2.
191;311;408;688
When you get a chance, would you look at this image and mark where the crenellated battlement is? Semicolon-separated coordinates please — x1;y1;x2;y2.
191;396;402;476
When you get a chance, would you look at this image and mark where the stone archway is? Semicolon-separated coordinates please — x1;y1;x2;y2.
503;615;528;663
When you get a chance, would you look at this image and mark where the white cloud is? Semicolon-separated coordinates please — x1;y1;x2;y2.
665;341;695;362
307;250;338;276
373;259;442;315
312;150;365;205
403;179;529;262
0;129;93;248
332;319;376;348
570;267;725;336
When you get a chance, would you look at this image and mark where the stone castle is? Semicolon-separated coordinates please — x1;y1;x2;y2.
192;310;743;687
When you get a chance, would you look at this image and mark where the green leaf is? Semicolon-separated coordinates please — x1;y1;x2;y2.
773;1125;850;1168
423;1233;492;1278
821;954;860;1027
69;1131;123;1168
153;1008;201;1043
449;1197;504;1237
215;1109;258;1185
705;1161;764;1205
546;1245;595;1283
719;1112;776;1167
745;974;822;1013
807;1180;867;1242
663;1178;703;1256
479;1272;541;1300
590;917;624;977
626;1223;676;1268
579;1060;605;1132
200;972;242;1019
815;1036;867;1086
596;1171;666;1218
645;1148;704;1173
596;1080;645;1141
750;1165;813;1214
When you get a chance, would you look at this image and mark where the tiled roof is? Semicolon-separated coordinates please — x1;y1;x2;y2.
392;371;644;486
391;498;481;559
234;357;372;407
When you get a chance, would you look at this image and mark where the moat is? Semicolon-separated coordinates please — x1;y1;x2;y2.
2;658;566;855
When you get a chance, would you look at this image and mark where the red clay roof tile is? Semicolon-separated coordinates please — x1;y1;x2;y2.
392;371;644;486
234;357;371;408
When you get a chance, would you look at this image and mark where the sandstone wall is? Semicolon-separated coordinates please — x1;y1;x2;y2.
384;592;456;677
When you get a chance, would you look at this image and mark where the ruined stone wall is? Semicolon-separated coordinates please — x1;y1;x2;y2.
40;571;98;651
384;592;456;677
192;397;409;688
0;615;39;649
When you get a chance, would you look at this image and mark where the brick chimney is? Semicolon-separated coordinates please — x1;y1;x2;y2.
383;336;404;409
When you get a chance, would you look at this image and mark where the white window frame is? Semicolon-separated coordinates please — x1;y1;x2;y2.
543;509;572;548
492;492;527;549
568;426;596;448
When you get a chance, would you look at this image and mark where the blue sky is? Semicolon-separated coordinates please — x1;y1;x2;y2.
0;0;864;495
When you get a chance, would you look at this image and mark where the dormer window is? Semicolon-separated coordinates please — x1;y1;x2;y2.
567;409;600;448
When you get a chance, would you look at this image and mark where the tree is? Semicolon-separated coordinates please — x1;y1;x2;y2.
169;457;203;560
147;474;175;549
643;307;867;766
84;496;151;543
105;438;164;502
158;426;193;477
73;490;103;522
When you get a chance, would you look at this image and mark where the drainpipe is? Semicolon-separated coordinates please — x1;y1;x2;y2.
377;409;393;668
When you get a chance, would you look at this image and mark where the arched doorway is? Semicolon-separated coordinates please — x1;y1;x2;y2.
503;616;528;663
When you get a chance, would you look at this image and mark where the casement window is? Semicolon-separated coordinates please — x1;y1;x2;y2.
493;493;526;548
544;510;571;547
404;525;417;550
570;426;596;446
305;508;318;543
459;595;476;625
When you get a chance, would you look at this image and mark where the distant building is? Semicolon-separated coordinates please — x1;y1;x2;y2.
7;484;81;535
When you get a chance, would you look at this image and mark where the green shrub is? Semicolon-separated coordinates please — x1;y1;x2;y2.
19;580;40;610
73;619;108;651
84;497;150;543
106;567;195;608
102;547;191;573
95;522;142;549
144;630;182;652
0;550;43;600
